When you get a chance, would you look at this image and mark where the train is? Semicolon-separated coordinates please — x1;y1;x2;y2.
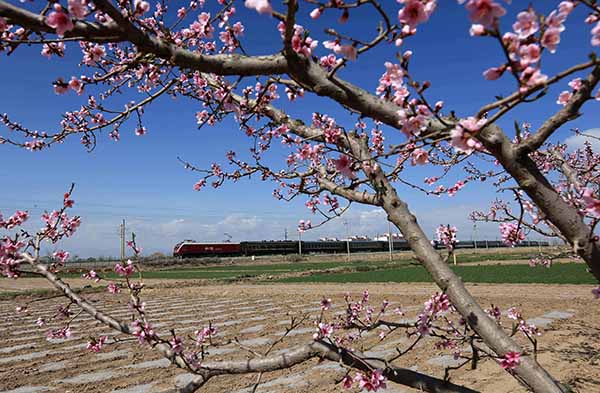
172;239;549;258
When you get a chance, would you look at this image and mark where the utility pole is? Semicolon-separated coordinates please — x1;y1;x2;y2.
473;222;478;249
343;219;350;262
298;229;302;256
388;221;393;262
284;228;288;241
120;219;125;261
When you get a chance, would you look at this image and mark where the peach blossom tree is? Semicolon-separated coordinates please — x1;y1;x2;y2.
1;0;600;392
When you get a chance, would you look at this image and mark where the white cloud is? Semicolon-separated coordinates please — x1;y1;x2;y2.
564;128;600;152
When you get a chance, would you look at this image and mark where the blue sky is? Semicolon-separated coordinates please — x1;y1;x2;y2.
0;0;598;257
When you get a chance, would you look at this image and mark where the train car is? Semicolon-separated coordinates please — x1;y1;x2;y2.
392;239;410;251
303;241;346;254
173;241;241;258
241;241;299;256
348;240;386;253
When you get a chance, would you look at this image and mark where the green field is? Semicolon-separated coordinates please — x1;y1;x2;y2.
273;263;596;285
32;250;594;285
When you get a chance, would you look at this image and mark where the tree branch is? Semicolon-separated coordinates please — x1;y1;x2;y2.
516;65;600;156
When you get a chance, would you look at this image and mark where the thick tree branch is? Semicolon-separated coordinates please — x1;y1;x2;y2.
181;340;480;393
516;66;600;156
479;124;600;282
0;0;288;76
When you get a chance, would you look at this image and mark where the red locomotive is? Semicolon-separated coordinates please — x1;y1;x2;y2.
173;240;241;258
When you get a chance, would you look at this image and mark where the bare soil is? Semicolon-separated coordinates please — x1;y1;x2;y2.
0;282;598;393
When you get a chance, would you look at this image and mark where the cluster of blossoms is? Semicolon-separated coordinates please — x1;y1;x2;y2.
194;325;218;345
0;210;28;229
276;21;318;58
529;257;552;268
506;307;541;337
499;222;525;246
435;225;458;250
416;292;451;335
469;1;579;92
500;351;521;370
86;335;107;352
450;117;485;154
343;369;387;391
114;259;135;277
0;235;26;278
41;210;81;243
332;155;356;179
313;322;334;339
298;219;312;232
46;326;72;340
132;320;155;344
581;188;600;218
82;269;100;282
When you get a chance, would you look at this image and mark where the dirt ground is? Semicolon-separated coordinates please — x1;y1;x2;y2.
0;282;599;393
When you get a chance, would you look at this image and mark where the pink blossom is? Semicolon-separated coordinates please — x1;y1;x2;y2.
450;117;485;154
133;0;150;16
568;78;583;91
499;222;525;246
436;225;457;249
46;5;74;37
132;320;155;344
245;0;272;14
15;305;27;313
170;336;184;354
500;351;521;370
193;179;206;191
323;41;357;61
546;11;567;34
135;127;147;136
469;24;485;36
114;259;135;277
68;76;84;95
82;269;100;282
86;336;107;352
337;45;357;61
411;148;429;165
41;42;66;59
333;155;356;179
506;307;521;320
354;369;387;392
342;375;353;389
483;66;505;80
298;219;312;232
398;0;430;28
592;22;600;46
520;66;548;90
36;317;46;327
107;282;120;294
512;10;538;39
313;322;334;339
310;8;322;19
194;325;218;345
558;1;574;15
464;0;506;27
519;43;541;67
320;297;332;310
53;250;70;263
46;327;72;340
53;78;69;95
556;91;572;106
68;0;88;19
582;188;600;217
541;27;561;53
